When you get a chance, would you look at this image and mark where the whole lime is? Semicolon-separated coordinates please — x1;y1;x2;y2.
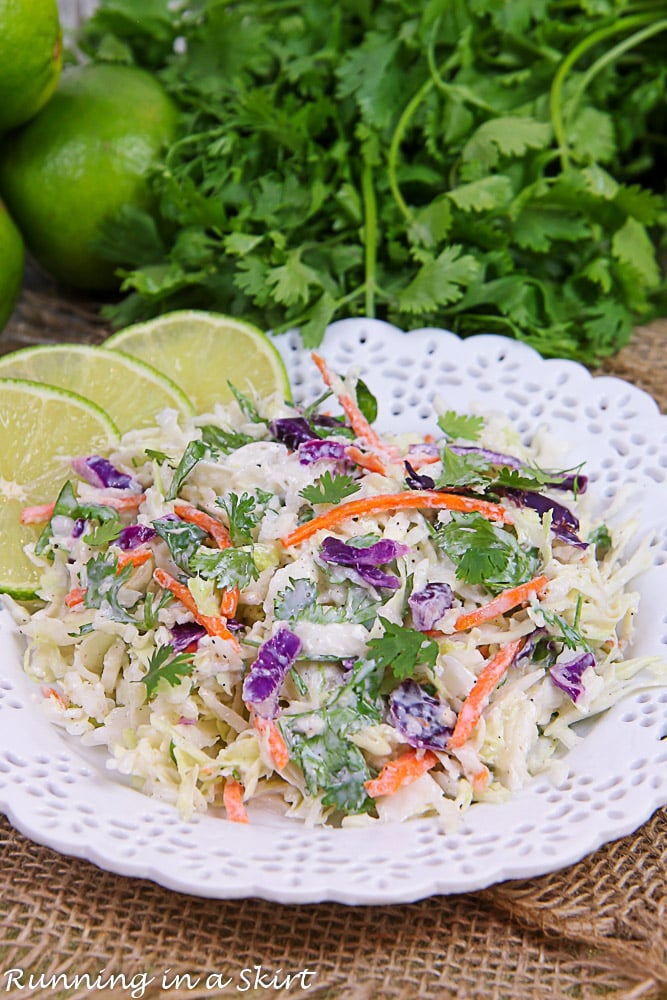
0;200;25;332
0;63;177;291
0;0;62;135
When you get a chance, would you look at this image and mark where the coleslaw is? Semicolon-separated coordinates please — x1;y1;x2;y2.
7;354;664;829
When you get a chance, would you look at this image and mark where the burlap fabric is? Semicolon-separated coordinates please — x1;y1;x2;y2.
1;285;665;1000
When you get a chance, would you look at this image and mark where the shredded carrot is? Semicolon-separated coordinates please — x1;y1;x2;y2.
364;748;438;798
345;445;387;476
116;548;153;572
223;778;249;824
311;351;393;456
64;587;86;608
448;638;526;749
454;575;548;632
153;568;240;649
174;502;231;549
472;767;490;793
254;717;290;771
219;586;239;618
20;492;146;526
41;686;68;709
281;489;510;547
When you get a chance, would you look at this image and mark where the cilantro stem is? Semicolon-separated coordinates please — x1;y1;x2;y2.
361;158;377;318
550;13;657;170
387;76;435;223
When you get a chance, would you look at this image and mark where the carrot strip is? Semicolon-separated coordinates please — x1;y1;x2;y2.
345;446;387;476
281;490;510;547
174;502;231;549
64;587;86;608
223;778;249;824
254;717;290;771
19;492;146;526
311;352;393;457
116;548;153;571
219;587;239;618
364;749;438;798
454;575;548;632
41;686;69;709
153;568;240;649
448;638;526;750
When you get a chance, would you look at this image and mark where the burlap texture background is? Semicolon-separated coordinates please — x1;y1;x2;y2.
1;285;665;1000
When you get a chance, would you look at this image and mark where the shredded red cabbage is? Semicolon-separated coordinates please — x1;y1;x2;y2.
448;445;522;468
388;679;456;750
169;622;207;652
507;490;587;548
270;417;316;450
319;536;409;590
71;518;86;539
404;461;435;491
117;523;157;550
550;652;596;702
242;627;302;719
71;455;137;490
298;439;348;465
408;582;454;631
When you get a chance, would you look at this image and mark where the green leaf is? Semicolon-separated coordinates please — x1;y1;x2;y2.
437;411;485;441
396;246;479;313
299;471;362;505
433;512;540;594
266;251;322;306
299;292;337;349
434;448;492;491
335;31;401;130
166;439;210;501
217;491;271;546
448;176;514;213
539;607;591;653
365;618;438;681
587;523;612;560
83;519;123;547
274;578;378;627
611;217;661;288
153;517;208;573
568;107;615;164
36;481;120;556
200;424;257;454
84;554;139;625
462;117;551;168
354;378;378;425
143;644;195;699
226;382;266;424
189;546;259;590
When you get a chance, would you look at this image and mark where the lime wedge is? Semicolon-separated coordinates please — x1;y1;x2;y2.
103;310;291;412
0;378;118;599
0;343;194;432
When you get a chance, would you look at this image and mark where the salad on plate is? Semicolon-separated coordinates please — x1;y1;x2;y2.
6;353;662;828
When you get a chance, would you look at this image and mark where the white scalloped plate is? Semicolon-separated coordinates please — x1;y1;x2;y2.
1;320;666;904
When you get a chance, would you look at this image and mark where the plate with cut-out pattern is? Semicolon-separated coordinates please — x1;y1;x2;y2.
0;320;666;903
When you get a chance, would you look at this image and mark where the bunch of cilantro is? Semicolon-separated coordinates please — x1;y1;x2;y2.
81;0;666;363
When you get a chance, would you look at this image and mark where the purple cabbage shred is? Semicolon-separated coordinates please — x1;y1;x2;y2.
298;439;348;465
404;461;435;491
170;622;207;652
409;582;454;631
388;680;456;751
71;455;137;490
507;490;587;548
71;518;86;539
117;523;157;550
270;417;316;450
242;627;302;719
550;652;596;702
319;536;409;590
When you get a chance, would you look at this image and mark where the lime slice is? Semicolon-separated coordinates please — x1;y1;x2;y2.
0;343;194;432
103;310;291;412
0;378;118;599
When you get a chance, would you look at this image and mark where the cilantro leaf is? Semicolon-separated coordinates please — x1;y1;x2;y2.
432;512;540;594
189;546;259;590
365;618;438;681
434;448;492;491
153;517;208;573
227;382;266;424
539;607;592;654
83;554;139;625
217;490;272;546
165;439;211;501
274;578;378;627
200;424;256;454
299;471;361;505
437;411;485;442
588;523;612;560
143;644;195;699
35;481;120;556
83;519;123;547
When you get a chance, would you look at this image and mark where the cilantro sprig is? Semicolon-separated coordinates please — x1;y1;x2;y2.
82;2;665;361
431;512;541;595
300;471;361;505
365;618;438;681
143;644;196;699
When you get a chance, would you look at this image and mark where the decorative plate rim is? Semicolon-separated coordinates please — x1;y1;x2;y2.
1;320;665;905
